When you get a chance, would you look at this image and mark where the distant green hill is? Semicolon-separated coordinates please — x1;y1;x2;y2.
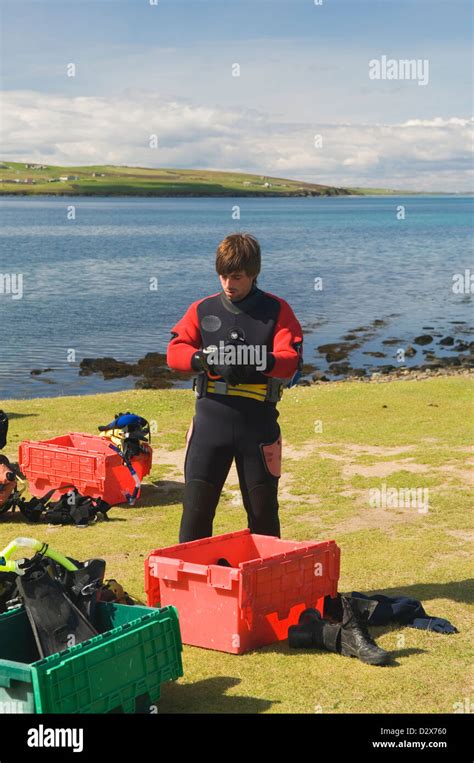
0;161;435;197
0;162;355;196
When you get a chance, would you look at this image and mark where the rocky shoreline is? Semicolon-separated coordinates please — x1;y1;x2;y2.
73;353;473;389
28;323;473;390
303;365;473;385
77;353;185;389
29;357;473;390
305;322;473;382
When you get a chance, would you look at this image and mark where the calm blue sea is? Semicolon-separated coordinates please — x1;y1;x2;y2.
0;195;472;400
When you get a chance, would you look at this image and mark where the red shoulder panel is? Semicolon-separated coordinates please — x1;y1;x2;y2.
263;293;303;379
166;294;218;372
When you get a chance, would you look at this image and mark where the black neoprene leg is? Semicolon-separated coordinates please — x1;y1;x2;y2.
179;479;221;543
249;480;280;536
234;404;281;537
179;396;234;542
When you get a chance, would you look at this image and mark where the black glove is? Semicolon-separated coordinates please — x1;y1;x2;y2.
231;352;276;381
191;351;211;373
225;364;256;384
191;351;240;384
191;350;276;384
208;363;241;385
228;351;276;381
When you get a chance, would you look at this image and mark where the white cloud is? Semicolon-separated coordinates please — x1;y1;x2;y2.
1;90;473;191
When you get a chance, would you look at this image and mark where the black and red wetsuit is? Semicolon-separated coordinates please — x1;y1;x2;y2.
167;283;303;542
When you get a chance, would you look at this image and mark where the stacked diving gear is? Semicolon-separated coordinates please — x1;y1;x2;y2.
16;564;99;658
0;537;137;656
0;538;99;656
16;487;111;526
99;412;151;505
288;596;391;666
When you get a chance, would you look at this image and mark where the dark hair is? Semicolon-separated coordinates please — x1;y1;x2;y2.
216;233;261;283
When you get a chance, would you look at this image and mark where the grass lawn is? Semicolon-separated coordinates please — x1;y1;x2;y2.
0;376;472;714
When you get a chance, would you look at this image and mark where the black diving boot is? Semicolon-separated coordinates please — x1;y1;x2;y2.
288;608;340;652
339;596;391;666
288;602;390;666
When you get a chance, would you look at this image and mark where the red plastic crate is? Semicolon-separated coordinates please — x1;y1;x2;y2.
145;529;340;654
19;432;152;505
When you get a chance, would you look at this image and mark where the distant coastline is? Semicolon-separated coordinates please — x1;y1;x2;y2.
0;161;457;197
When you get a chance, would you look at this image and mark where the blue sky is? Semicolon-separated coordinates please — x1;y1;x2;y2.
1;0;473;190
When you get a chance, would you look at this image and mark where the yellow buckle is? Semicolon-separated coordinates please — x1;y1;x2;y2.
206;380;269;402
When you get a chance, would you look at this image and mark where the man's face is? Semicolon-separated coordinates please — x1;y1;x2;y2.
219;271;254;301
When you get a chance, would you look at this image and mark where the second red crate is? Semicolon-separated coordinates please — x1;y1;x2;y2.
19;432;152;505
145;529;340;654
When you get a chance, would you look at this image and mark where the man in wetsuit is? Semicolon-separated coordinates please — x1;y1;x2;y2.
167;233;303;543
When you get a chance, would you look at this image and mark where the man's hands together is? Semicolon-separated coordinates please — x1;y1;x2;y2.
191;348;275;384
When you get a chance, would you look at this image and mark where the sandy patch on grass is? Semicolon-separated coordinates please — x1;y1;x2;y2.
284;442;320;460
342;459;428;478
437;464;474;485
297;484;428;535
342;444;418;456
331;505;426;534
100;552;132;563
282;441;472;483
284;442;420;460
147;438;470;534
152;446;185;473
310;450;348;463
445;529;474;543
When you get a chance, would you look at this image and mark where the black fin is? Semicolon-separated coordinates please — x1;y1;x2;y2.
64;559;107;624
17;567;98;658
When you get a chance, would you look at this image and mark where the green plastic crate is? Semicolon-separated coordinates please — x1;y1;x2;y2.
0;602;183;714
